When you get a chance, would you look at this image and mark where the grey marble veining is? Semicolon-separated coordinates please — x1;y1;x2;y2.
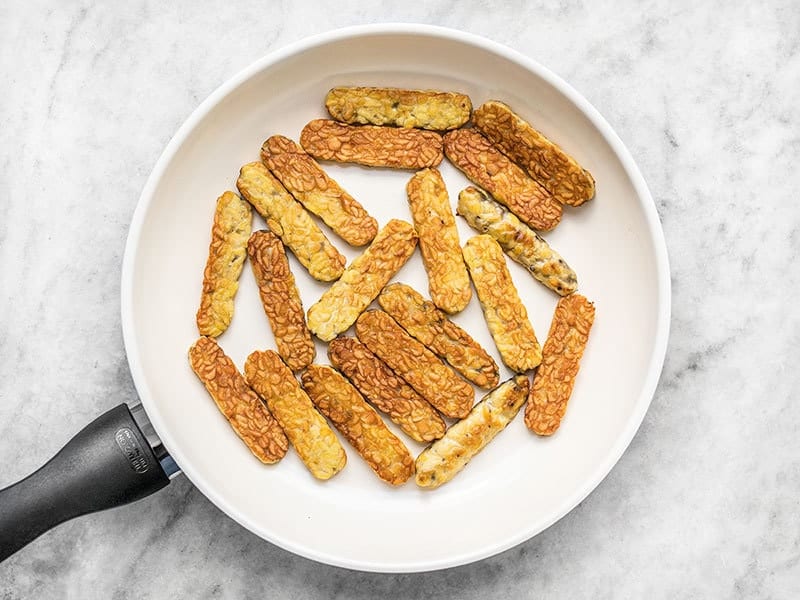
1;0;799;597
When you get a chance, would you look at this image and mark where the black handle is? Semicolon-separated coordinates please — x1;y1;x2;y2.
0;404;170;562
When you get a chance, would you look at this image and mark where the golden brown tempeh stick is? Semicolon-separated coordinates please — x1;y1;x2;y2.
188;336;288;464
328;337;446;443
300;119;443;169
525;294;595;436
301;365;414;485
196;191;252;337
377;283;498;389
406;168;471;314
261;135;378;246
462;235;542;372
247;231;315;371
244;350;346;480
355;310;474;419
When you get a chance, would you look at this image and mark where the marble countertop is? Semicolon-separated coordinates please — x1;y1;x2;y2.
1;1;798;597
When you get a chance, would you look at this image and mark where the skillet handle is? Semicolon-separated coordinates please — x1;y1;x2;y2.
0;404;171;562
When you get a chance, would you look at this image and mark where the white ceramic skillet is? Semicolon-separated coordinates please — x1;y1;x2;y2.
0;25;669;573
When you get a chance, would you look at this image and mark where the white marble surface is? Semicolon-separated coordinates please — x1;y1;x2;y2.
1;0;798;597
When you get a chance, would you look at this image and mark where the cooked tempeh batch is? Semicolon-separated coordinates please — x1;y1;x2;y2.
196;191;252;337
328;337;446;443
462;235;542;372
525;294;595;436
377;283;498;388
415;375;530;489
300;119;443;169
188;336;288;464
261;135;378;246
443;129;562;231
473;100;595;206
457;186;577;296
325;86;472;130
244;350;346;480
247;231;315;371
355;310;474;419
306;219;418;341
301;364;415;485
236;162;345;282
406;168;471;314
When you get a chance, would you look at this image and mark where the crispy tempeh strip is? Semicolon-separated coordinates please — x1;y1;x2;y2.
244;350;346;480
355;310;474;419
247;231;315;371
406;168;471;313
457;187;577;296
261;135;378;246
328;337;446;443
377;283;498;389
525;294;595;436
236;162;345;282
462;235;542;372
473;100;595;206
306;219;418;341
415;376;530;489
443;129;562;231
325;86;472;130
301;365;414;485
196;191;252;337
300;119;443;169
188;337;288;464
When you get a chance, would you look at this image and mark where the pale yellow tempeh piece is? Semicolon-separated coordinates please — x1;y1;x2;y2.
457;187;577;296
406;168;471;314
328;337;446;443
415;376;530;489
355;310;474;419
196;191;251;337
301;365;414;486
462;235;542;372
236;162;345;282
473;100;595;206
377;283;498;389
261;135;378;246
244;350;346;480
300;119;443;169
306;219;418;341
188;337;288;464
325;86;472;130
247;231;315;371
443;129;562;232
525;294;595;436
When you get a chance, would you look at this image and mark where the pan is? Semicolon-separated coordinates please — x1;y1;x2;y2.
0;24;670;572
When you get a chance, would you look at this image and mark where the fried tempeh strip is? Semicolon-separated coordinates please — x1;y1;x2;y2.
300;119;443;169
457;187;577;296
406;168;471;314
328;337;446;443
462;235;542;372
301;365;414;485
443;129;562;232
261;135;378;246
473;100;595;206
244;350;346;480
325;86;472;130
416;376;530;489
525;294;595;436
355;310;474;419
377;283;499;389
196;191;252;337
188;337;288;464
236;162;345;282
247;231;315;371
306;219;418;341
